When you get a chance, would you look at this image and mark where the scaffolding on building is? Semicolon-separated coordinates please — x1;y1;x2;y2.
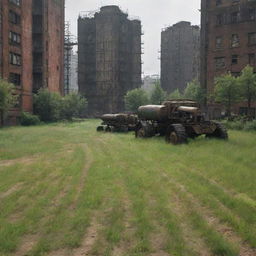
64;21;77;95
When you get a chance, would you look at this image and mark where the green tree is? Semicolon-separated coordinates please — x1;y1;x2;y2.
184;80;206;104
61;93;88;120
238;65;256;116
0;78;18;126
125;88;149;112
168;89;183;100
214;73;241;117
33;89;62;122
150;81;167;104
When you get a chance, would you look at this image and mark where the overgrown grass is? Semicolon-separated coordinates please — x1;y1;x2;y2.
0;120;255;255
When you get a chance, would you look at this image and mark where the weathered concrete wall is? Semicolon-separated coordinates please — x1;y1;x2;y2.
161;21;200;94
78;6;142;116
201;0;256;118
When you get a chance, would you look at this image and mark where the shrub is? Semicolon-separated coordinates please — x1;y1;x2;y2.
33;89;62;122
0;78;18;126
244;120;256;131
60;93;88;120
125;88;149;112
20;112;40;126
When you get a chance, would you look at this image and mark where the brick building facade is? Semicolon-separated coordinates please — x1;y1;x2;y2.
201;0;256;118
0;0;64;125
0;0;33;124
161;21;200;94
78;6;142;116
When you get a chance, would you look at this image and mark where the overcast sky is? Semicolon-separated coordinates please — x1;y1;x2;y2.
65;0;201;76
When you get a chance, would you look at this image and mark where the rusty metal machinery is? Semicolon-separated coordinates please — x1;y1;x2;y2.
97;113;138;133
135;99;228;144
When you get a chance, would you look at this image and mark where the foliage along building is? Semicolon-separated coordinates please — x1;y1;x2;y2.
0;0;64;125
201;0;256;118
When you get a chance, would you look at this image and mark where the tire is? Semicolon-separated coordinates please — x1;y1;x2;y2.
165;124;188;145
97;126;104;132
135;122;155;138
206;122;228;140
105;126;111;132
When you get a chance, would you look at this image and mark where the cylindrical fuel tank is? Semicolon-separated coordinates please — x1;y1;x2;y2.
101;114;126;123
138;105;168;121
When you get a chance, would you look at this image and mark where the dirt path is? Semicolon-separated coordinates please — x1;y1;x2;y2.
14;234;39;256
70;144;94;210
162;173;256;256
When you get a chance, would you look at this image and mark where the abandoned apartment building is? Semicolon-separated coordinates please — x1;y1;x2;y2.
78;6;142;116
161;21;200;94
201;0;256;118
0;0;64;124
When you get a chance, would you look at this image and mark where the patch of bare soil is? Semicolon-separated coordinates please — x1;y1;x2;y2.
161;173;212;256
162;173;256;256
70;144;93;210
14;234;39;256
0;182;23;199
112;196;135;256
0;155;40;168
72;216;101;256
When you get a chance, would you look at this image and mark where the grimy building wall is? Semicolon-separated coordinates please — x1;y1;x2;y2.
32;0;65;94
0;0;64;125
78;6;142;116
161;21;200;94
0;0;33;124
201;0;256;118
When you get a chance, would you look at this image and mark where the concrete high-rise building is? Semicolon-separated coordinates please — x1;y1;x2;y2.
0;0;64;125
201;0;256;118
161;21;200;94
78;6;142;116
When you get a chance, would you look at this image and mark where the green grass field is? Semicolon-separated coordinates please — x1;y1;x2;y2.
0;120;256;256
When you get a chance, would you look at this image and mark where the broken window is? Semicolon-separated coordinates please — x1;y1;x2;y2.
231;34;239;48
231;12;239;23
9;0;20;6
215;57;225;69
216;36;223;49
249;8;256;21
9;52;21;66
231;55;238;65
216;0;222;6
9;31;21;45
248;53;255;65
9;10;20;25
216;14;224;25
248;32;256;45
9;73;21;86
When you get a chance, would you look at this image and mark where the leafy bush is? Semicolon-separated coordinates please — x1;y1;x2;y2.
60;93;88;120
20;112;40;126
33;89;62;122
150;82;167;104
0;78;18;126
244;120;256;131
125;88;149;112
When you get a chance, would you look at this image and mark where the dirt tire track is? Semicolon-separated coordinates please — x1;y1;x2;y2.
0;182;23;199
70;144;94;210
14;234;39;256
161;173;256;256
72;215;101;256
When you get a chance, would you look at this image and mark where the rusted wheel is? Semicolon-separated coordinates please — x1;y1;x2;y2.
206;122;228;140
135;122;155;138
96;126;104;132
165;124;188;145
105;126;111;132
